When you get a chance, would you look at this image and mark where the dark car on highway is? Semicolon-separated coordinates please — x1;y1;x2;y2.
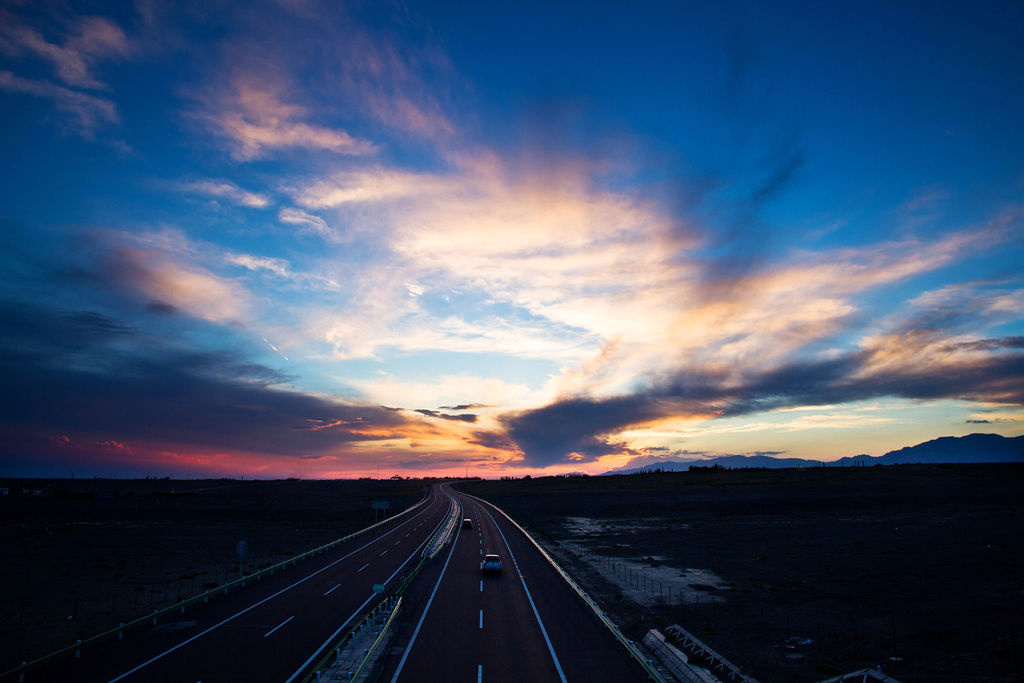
480;553;502;574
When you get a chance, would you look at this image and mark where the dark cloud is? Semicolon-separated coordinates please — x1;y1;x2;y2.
500;336;1024;467
414;409;477;423
499;395;669;467
438;403;493;411
0;302;427;474
966;419;992;424
465;430;520;453
146;301;179;315
947;336;1024;352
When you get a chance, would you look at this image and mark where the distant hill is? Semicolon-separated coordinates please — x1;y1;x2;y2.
602;433;1024;475
861;432;1024;465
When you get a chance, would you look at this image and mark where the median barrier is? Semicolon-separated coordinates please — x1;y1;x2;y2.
299;490;460;683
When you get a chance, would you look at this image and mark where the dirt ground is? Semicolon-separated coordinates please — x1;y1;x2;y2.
460;464;1024;683
0;477;426;670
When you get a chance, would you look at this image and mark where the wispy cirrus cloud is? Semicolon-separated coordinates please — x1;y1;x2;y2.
0;13;131;90
278;208;339;241
225;251;340;291
0;11;131;136
173;178;272;208
195;72;376;160
0;69;117;133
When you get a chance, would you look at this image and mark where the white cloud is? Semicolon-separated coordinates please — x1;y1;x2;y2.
176;179;271;208
198;75;376;160
349;374;536;414
226;253;291;278
278;208;338;241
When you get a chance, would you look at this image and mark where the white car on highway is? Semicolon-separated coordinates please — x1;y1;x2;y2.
480;553;502;574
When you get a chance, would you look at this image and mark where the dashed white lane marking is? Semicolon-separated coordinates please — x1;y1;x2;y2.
477;664;482;682
479;548;482;555
395;540;401;545
323;584;340;596
479;610;483;628
479;579;483;592
380;550;388;556
482;503;568;683
357;563;369;572
264;615;294;638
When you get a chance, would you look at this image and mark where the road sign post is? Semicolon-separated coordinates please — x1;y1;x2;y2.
236;540;248;576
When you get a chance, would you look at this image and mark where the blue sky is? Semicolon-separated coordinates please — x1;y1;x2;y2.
1;1;1022;478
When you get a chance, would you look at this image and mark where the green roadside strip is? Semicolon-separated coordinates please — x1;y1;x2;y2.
461;491;668;683
1;492;430;682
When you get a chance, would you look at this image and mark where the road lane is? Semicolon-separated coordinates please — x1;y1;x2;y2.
389;490;642;683
472;492;650;682
31;486;451;683
390;493;559;682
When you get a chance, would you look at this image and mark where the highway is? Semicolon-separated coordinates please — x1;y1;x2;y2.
24;485;453;683
385;487;651;683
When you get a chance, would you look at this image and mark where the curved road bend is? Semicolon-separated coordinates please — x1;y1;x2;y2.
386;487;650;683
33;485;453;683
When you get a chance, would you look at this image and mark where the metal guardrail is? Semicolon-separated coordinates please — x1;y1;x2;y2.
460;491;667;683
1;491;432;682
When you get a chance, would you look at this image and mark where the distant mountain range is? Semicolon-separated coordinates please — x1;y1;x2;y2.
602;433;1024;475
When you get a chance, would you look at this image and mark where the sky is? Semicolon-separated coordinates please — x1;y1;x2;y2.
1;0;1022;479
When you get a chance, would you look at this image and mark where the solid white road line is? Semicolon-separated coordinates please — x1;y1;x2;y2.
358;563;369;572
484;505;568;683
389;510;463;683
323;584;340;596
264;616;294;638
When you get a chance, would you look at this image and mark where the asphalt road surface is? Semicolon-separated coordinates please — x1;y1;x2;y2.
25;486;452;683
385;487;650;683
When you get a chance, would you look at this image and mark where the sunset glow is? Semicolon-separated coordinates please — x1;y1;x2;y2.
1;2;1022;478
